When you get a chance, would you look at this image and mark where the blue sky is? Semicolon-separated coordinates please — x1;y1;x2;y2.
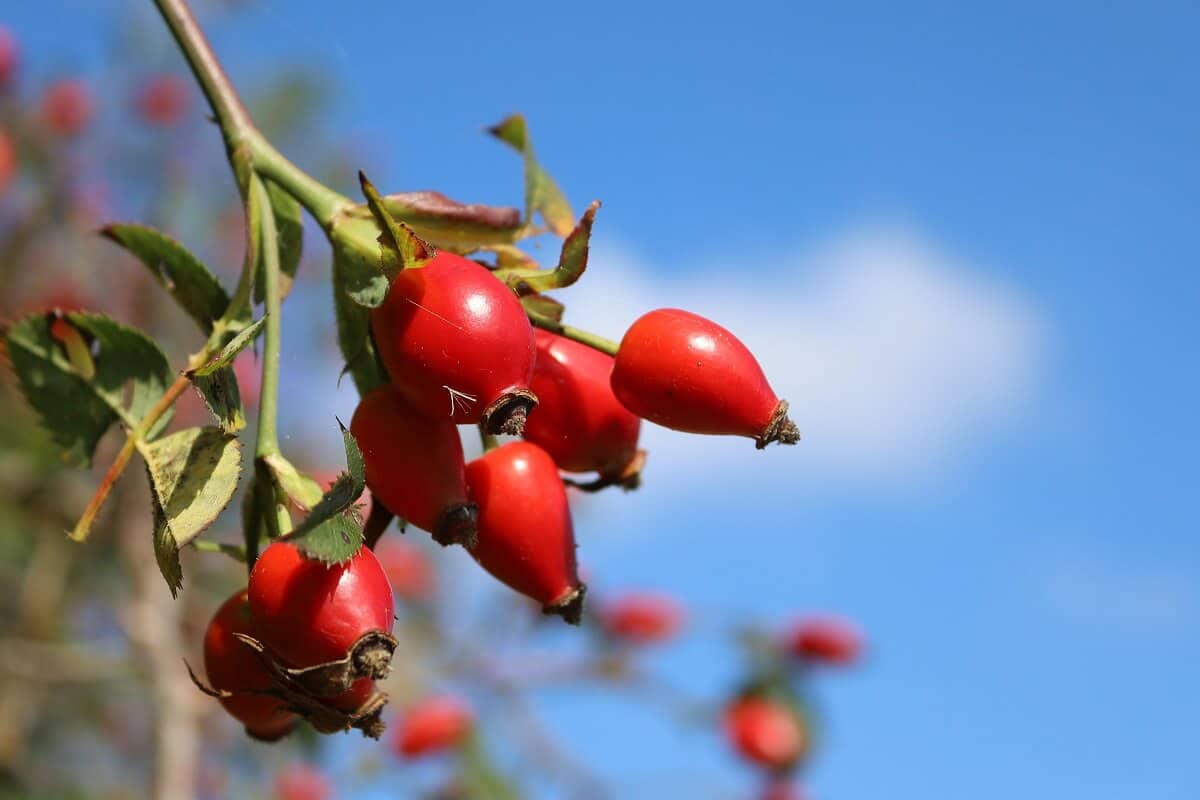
8;1;1200;798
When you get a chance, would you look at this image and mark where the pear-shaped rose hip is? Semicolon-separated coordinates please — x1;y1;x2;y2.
370;250;536;434
465;441;585;623
524;329;641;479
351;385;477;546
203;590;298;741
610;308;799;448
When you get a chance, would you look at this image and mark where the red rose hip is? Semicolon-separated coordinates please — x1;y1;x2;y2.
136;74;188;127
370;250;537;434
392;696;474;758
351;385;477;546
599;592;684;645
786;615;863;666
42;79;93;137
248;541;396;700
203;590;298;740
524;329;642;479
725;697;807;773
611;308;799;448
465;441;585;623
0;28;17;87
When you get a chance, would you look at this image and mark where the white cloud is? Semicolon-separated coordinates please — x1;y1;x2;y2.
1039;557;1199;638
564;224;1046;486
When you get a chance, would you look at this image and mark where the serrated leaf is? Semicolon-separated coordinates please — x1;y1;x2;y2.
5;312;174;465
286;424;365;541
190;316;266;378
140;427;243;595
331;253;388;395
291;512;364;566
255;181;303;303
520;294;566;323
488;113;574;236
102;224;230;334
188;367;245;434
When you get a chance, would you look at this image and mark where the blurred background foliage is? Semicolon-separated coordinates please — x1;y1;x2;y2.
0;3;853;799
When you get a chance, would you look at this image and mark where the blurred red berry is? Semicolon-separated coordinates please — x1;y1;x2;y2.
42;80;93;137
274;764;332;800
0;130;15;193
374;538;435;602
787;616;863;666
762;781;806;800
724;697;806;772
0;28;17;87
392;696;473;759
136;74;189;127
599;592;684;645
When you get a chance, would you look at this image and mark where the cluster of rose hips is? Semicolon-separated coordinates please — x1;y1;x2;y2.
200;235;801;739
353;244;799;624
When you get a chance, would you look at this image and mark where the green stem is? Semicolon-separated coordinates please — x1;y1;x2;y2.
526;311;620;356
252;176;282;460
153;0;351;227
248;132;351;227
151;0;253;149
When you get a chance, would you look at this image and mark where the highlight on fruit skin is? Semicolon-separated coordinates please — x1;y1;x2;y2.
369;248;537;435
610;308;799;449
391;696;475;759
785;615;863;666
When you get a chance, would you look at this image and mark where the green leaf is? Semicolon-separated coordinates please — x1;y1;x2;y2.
140;427;243;595
379;191;523;253
5;312;174;466
188;367;245;434
331;253;388;395
520;294;565;324
287;424;365;540
488;113;574;236
501;201;599;294
262;453;324;510
190;316;266;378
329;215;391;307
285;425;366;564
290;513;363;566
101;224;230;334
255;181;303;303
358;171;435;273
